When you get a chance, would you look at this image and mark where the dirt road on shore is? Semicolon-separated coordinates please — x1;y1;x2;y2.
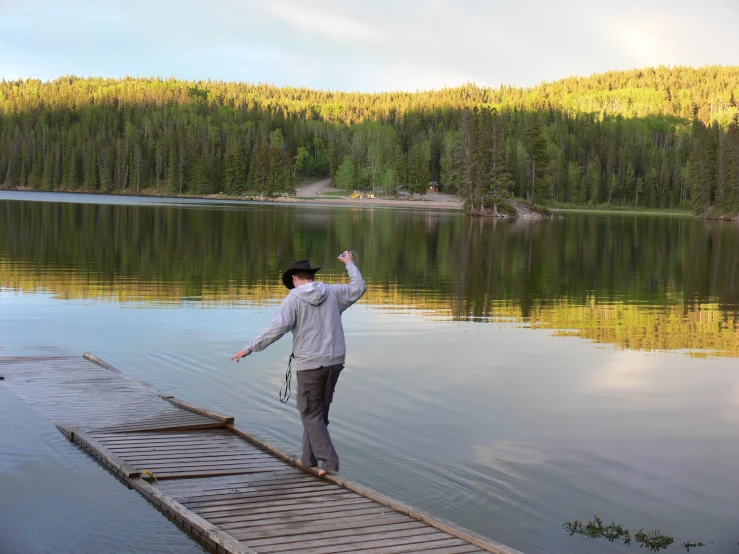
275;196;462;210
293;179;462;209
296;178;340;197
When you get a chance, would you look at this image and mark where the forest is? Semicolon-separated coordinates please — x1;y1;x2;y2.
1;65;738;213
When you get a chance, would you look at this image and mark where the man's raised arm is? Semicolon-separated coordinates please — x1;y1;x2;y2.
333;251;367;312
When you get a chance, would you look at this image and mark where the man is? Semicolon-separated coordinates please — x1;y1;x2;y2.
231;251;366;476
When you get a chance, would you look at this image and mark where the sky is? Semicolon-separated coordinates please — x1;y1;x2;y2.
1;0;738;92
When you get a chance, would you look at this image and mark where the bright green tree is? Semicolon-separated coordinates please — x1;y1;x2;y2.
334;155;354;190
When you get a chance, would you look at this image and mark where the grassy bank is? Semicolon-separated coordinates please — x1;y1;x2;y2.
546;203;694;217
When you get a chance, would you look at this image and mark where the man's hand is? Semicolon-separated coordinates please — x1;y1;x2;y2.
338;250;353;264
231;349;250;362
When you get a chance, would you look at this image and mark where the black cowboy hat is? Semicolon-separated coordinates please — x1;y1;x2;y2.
282;260;321;290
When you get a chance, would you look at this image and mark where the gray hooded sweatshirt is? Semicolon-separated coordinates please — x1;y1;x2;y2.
243;262;366;370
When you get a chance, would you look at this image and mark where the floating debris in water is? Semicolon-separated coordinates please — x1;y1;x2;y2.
563;515;674;551
634;529;674;551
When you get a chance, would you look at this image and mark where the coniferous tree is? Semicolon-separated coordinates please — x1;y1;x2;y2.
455;109;475;208
523;114;548;203
247;138;270;195
716;129;728;211
190;151;211;195
223;135;246;195
100;147;114;193
622;162;636;204
63;144;78;189
586;157;602;205
644;167;658;208
724;120;739;212
166;143;178;194
440;131;459;191
407;140;431;195
689;121;716;212
41;149;53;191
83;140;98;190
566;161;582;204
479;109;513;213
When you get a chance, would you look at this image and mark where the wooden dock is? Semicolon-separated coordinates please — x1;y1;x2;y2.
0;354;522;554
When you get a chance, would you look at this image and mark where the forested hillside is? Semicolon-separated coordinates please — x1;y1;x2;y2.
1;66;738;212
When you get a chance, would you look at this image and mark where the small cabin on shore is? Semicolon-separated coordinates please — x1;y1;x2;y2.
428;181;440;193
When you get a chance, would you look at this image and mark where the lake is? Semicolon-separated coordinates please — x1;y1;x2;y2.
1;191;738;554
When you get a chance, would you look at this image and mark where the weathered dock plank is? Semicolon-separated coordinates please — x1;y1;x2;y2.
0;354;523;554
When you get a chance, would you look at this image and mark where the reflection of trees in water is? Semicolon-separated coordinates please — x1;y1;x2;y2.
1;201;738;355
505;300;738;358
452;215;739;317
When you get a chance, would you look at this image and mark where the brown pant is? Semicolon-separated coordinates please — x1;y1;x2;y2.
296;364;343;472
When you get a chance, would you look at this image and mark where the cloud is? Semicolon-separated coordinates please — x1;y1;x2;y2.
603;18;680;68
263;1;380;43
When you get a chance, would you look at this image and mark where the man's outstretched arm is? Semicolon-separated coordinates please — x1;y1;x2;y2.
231;296;297;362
332;250;367;312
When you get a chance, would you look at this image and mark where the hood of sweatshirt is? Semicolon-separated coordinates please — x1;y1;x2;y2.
290;281;330;306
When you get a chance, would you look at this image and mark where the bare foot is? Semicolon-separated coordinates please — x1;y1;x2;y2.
297;458;328;476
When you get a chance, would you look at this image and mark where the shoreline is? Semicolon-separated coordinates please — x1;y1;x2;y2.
270;194;463;210
549;207;695;217
0;187;464;211
4;187;735;220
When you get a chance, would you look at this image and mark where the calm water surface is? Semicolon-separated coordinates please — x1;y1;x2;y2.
1;191;738;554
